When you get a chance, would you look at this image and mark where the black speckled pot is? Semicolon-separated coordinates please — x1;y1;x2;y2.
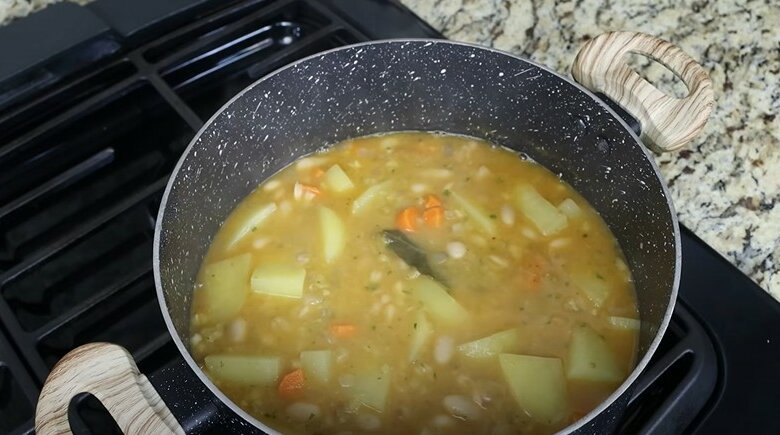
154;39;679;434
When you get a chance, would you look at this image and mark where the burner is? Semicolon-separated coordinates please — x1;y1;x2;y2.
1;1;778;434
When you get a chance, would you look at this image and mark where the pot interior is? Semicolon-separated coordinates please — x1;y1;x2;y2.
155;39;678;426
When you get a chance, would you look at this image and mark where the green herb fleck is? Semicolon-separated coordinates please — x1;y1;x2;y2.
595;273;605;280
489;214;497;219
413;322;418;330
443;189;451;196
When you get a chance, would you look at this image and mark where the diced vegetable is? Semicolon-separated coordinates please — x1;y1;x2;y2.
566;326;623;383
200;253;252;323
396;207;419;232
320;206;346;263
224;203;277;249
608;316;641;331
458;328;519;358
515;185;568;236
348;369;392;412
204;355;280;385
322;164;355;193
411;276;468;326
409;311;434;362
449;190;496;235
423;194;442;209
251;264;306;299
300;350;332;383
423;206;444;228
329;323;357;339
557;198;582;219
294;182;321;201
578;274;610;308
499;353;568;424
278;368;306;399
351;181;390;214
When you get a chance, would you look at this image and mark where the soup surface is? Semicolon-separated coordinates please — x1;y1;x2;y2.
190;132;639;434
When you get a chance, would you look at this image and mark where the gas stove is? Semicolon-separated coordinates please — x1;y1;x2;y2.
1;1;778;434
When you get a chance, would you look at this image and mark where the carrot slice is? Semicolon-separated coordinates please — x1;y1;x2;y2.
329;323;357;339
313;168;325;179
395;207;419;232
423;206;444;228
301;184;320;195
278;368;305;399
423;194;442;209
294;182;321;201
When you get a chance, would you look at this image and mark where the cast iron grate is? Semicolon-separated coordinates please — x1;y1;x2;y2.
0;1;718;434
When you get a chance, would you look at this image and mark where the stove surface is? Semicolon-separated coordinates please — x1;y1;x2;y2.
1;1;778;434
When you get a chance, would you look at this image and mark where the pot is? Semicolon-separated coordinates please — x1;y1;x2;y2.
35;31;713;434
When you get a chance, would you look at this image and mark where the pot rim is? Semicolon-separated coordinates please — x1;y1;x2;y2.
153;38;681;434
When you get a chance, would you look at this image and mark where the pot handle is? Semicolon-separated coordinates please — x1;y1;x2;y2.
35;342;185;435
571;31;714;153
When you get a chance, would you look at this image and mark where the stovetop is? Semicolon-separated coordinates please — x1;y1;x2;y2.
1;1;778;434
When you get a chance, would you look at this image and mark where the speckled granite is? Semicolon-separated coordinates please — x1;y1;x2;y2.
402;0;780;299
2;1;778;299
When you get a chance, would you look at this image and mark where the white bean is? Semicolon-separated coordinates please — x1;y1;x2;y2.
262;179;281;191
443;395;482;420
369;270;383;283
411;183;428;193
521;227;538;240
227;318;246;342
296;156;328;170
434;336;455;364
190;333;202;346
296;252;310;264
500;204;515;226
385;304;396;322
549;238;571;249
489;255;509;268
286;402;321;421
293;182;304;200
446;241;466;259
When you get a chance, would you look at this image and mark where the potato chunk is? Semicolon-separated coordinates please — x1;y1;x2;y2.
499;353;568;424
566;326;623;383
200;253;251;323
458;328;519;358
515;185;567;235
411;276;468;326
300;350;333;383
251;264;306;299
320;206;346;263
205;355;280;385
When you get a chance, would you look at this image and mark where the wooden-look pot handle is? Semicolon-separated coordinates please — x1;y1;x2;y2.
571;31;714;152
35;342;185;435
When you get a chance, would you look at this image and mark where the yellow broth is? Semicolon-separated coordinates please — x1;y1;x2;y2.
190;132;639;434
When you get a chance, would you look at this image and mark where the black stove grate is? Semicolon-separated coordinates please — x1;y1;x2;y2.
0;1;720;434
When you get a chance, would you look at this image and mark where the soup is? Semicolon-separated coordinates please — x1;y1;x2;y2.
190;132;639;434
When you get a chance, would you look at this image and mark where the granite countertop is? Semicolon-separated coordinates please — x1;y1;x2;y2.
401;0;780;300
2;1;778;300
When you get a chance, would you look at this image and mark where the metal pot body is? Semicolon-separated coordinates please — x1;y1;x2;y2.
154;40;679;434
